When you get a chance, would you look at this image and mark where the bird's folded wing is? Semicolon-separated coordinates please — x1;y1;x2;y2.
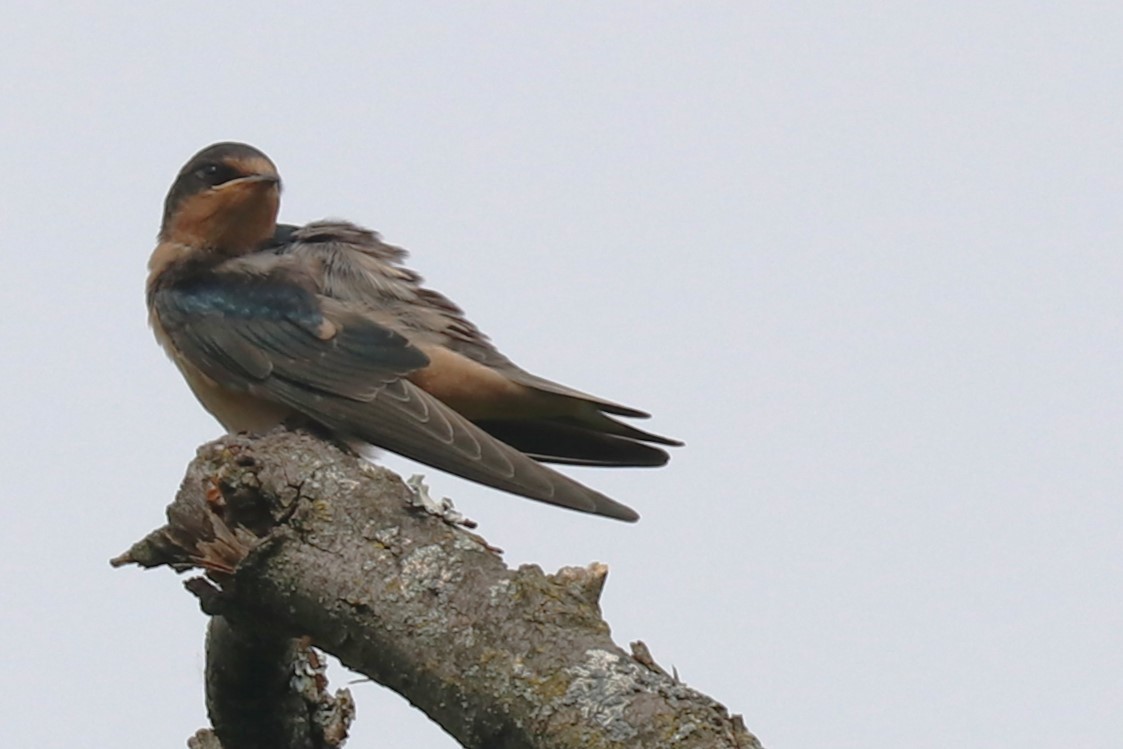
273;221;682;420
152;270;639;520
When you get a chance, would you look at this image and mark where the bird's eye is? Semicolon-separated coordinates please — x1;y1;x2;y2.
194;162;240;187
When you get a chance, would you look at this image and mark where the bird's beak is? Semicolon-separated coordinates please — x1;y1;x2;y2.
217;173;281;191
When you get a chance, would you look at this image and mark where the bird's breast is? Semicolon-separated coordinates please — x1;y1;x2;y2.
149;306;292;434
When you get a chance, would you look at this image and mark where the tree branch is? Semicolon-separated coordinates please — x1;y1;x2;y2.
114;431;759;749
198;616;353;749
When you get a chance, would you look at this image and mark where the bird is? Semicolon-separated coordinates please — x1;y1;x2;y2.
147;142;680;521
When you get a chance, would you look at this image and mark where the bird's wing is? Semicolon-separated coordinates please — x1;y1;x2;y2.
151;263;638;521
268;222;681;465
272;222;651;415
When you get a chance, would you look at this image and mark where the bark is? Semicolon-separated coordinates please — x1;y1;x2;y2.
113;430;759;749
199;616;353;748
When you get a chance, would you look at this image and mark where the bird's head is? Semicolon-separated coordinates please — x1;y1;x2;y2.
159;142;282;254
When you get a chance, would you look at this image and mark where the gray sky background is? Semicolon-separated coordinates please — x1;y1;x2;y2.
2;3;1120;747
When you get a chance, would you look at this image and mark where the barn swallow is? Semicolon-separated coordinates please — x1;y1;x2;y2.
147;142;680;521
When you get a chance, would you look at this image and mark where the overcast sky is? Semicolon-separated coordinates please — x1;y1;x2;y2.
2;3;1121;748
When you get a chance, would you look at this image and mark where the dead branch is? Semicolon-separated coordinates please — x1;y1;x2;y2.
114;431;759;749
